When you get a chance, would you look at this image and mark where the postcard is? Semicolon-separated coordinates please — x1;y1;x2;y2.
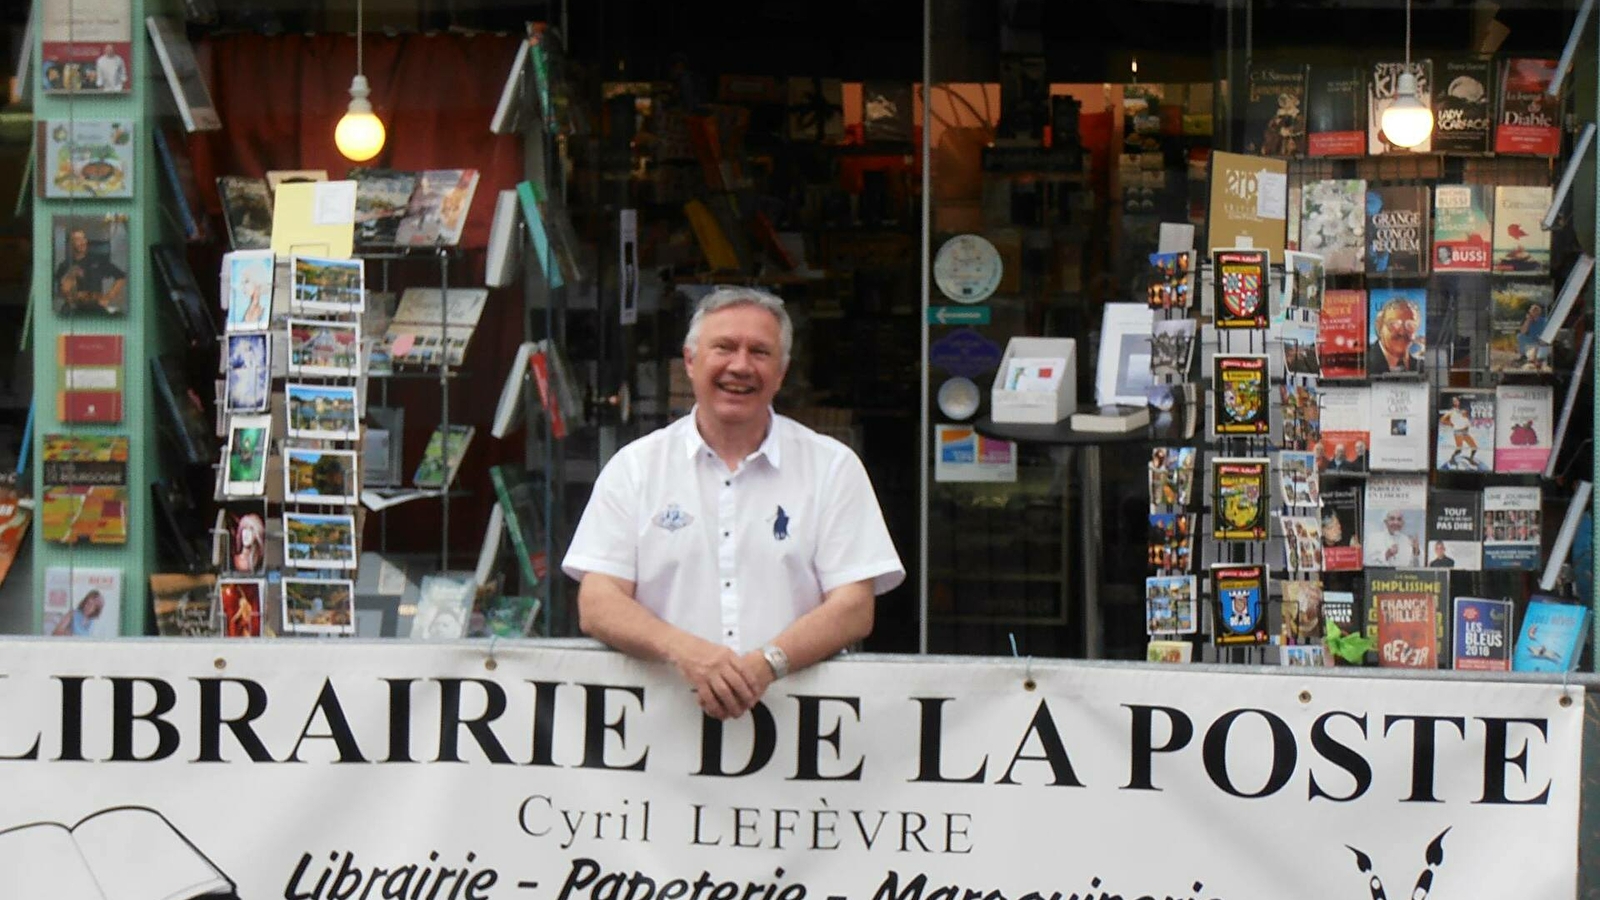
290;255;365;314
281;577;356;636
284;447;359;506
287;319;361;377
224;333;271;413
218;578;265;637
283;512;358;570
223;249;276;331
222;415;272;497
286;383;361;441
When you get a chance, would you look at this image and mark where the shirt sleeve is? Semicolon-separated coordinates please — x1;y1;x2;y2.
560;452;639;584
814;449;905;596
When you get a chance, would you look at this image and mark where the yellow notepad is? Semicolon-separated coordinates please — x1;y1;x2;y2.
271;180;356;258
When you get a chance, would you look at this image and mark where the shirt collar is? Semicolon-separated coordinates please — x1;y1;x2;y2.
681;407;782;469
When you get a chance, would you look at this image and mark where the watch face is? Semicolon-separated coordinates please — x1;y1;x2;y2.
933;234;1002;304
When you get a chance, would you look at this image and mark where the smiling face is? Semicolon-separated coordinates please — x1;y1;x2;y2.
684;303;787;431
1377;301;1419;359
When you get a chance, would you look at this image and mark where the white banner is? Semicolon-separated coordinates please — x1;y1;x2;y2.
0;641;1584;900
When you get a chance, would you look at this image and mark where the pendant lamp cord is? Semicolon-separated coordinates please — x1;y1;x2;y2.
1404;0;1412;68
356;0;364;78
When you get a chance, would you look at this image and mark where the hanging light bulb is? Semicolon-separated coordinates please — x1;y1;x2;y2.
335;0;386;161
1380;0;1434;149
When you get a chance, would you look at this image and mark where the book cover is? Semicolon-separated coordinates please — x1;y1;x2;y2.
42;565;121;637
1242;63;1306;156
413;424;476;490
1363;474;1427;568
1281;383;1321;452
151;127;207;242
1306;65;1366;157
1513;597;1590;672
1146;640;1193;663
1145;575;1198;635
56;334;123;423
411;573;476;639
1212;354;1269;435
216;175;272;250
1370;60;1433;154
1483;485;1541;570
1431;56;1494;154
1494;384;1554;473
1365;185;1430;277
384;288;490;369
1492;185;1553;275
0;475;30;592
1322;589;1362;649
1370;569;1445;669
1435;388;1495;472
1212;563;1269;645
1367;381;1429;471
1320;485;1364;572
1317;289;1367;378
1146;250;1195;310
1149;318;1197;378
1281;314;1321;378
1278;449;1322;507
1281;580;1325;646
1318;385;1370;475
152;243;217;351
350;168;419;246
1212;457;1269;541
151;572;219;637
1367;288;1427;376
1453;597;1513;671
146;16;221;132
1431;184;1493;273
489;464;550;588
863;81;915;143
1495;58;1561;156
1426;489;1483;571
51;213;130;316
1212;248;1270;329
1283;251;1325;310
396;169;480;246
37;119;135;198
1148;446;1197;508
41;435;129;545
1300;179;1366;274
1148;513;1195;572
1207;151;1288;253
1490;280;1555;373
40;0;132;94
1280;513;1324;572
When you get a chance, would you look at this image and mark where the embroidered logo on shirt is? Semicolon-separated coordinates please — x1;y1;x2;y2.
773;505;790;541
652;504;693;532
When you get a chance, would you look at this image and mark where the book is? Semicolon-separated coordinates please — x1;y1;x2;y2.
1370;569;1446;669
1370;60;1433;153
0;474;30;592
1280;513;1324;572
216;175;272;250
1148;513;1196;572
362;406;405;488
395;169;480;247
1280;383;1321;452
350;168;418;246
37;119;135;198
1317;289;1367;378
1148;447;1197;508
1495;58;1561;156
1430;56;1494;154
1435;388;1494;472
1490;280;1555;373
1365;185;1430;277
1147;640;1193;663
42;565;121;637
56;334;123;423
146;16;221;132
1320;484;1363;572
1539;253;1595;344
1145;575;1199;634
1212;563;1269;645
1146;250;1195;310
1211;457;1269;541
1299;179;1366;274
1492;186;1553;275
1541;481;1592;591
516;179;571;288
411;573;476;639
1453;597;1513;671
1095;303;1155;406
1;806;237;900
1070;405;1150;433
1512;597;1589;672
1277;450;1321;507
1317;385;1370;475
1431;185;1492;273
151;572;219;637
1207;151;1288;253
152;243;216;350
266;169;327;193
41;435;128;545
486;189;522;288
1282;251;1325;310
1211;248;1270;329
1242;63;1306;156
151;356;215;464
1493;384;1554;473
490;37;530;135
1366;288;1426;376
1322;590;1362;656
1281;580;1325;646
1545;333;1593;479
1483;485;1541;570
489;464;550;588
1363;474;1428;568
51;213;130;316
383;287;490;369
491;341;538;439
1212;354;1269;435
1367;381;1429;471
1306;65;1365;157
1426;490;1483;571
151;127;207;242
39;0;131;94
413;424;475;490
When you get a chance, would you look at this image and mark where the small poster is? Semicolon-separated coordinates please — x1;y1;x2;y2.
51;214;130;315
41;0;132;93
934;425;1017;483
38;120;135;198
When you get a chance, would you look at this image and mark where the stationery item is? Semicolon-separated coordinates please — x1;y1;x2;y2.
271;180;356;258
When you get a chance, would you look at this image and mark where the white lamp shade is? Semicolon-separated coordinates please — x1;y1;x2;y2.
1380;72;1434;148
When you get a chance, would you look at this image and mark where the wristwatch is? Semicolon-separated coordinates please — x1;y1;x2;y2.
760;644;790;679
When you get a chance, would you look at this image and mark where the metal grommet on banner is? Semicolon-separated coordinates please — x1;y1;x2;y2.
1559;668;1573;707
213;657;227;671
484;635;499;671
1298;690;1312;704
1009;633;1035;691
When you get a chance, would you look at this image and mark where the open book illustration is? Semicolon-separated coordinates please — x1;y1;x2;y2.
2;805;237;900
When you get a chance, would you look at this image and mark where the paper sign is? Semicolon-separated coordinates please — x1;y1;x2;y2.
312;180;357;226
1256;169;1287;219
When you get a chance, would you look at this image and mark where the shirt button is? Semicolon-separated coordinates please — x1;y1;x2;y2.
723;531;730;538
724;479;730;486
723;581;731;588
725;629;734;637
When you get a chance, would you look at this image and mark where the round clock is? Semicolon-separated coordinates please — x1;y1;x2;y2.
933;234;1002;304
936;377;980;421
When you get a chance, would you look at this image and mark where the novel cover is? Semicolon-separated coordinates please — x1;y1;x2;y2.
1365;186;1430;277
1318;385;1370;475
1483;485;1541;570
1367;381;1429;472
1318;289;1368;378
1490;280;1555;373
1513;597;1590;672
1300;179;1366;274
1431;56;1495;154
1370;569;1445;669
1453;597;1512;671
1494;384;1554;473
1367;288;1427;376
1212;248;1270;329
1322;590;1362;646
1306;65;1365;157
1212;458;1269;541
1426;489;1483;571
1370;60;1433;153
1432;184;1492;273
1363;474;1428;568
1435;388;1495;472
1213;354;1269;435
1320;485;1364;571
1208;152;1289;253
1212;563;1269;645
1492;185;1553;275
1243;63;1306;156
1496;58;1561;156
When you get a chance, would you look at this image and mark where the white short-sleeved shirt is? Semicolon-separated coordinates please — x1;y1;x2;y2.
562;411;905;652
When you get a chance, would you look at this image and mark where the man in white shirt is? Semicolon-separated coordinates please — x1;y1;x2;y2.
95;45;127;92
1366;509;1422;567
563;287;904;720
